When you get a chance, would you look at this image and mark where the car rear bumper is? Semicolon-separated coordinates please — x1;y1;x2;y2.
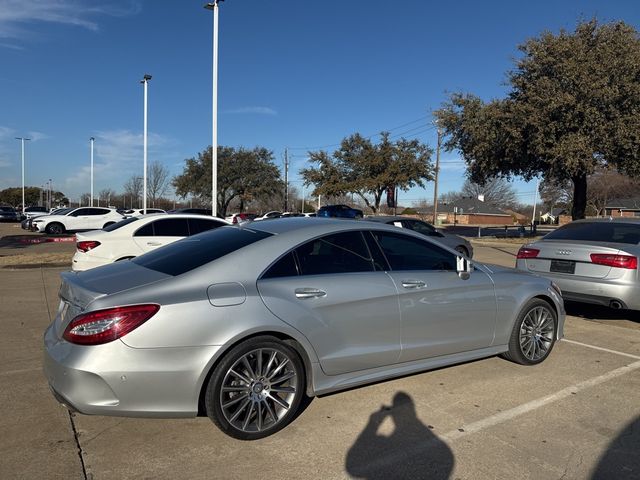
546;275;640;311
43;323;222;417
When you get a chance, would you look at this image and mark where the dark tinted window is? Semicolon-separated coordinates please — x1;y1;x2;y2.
262;252;299;278
70;208;91;216
88;208;110;216
363;231;390;271
404;220;437;236
133;227;272;276
295;231;374;275
544;222;640;244
371;231;456;271
188;218;224;235
134;223;154;236
152;218;190;236
104;217;139;232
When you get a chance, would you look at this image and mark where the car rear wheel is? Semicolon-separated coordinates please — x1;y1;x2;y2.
205;336;305;440
45;222;65;235
502;299;557;365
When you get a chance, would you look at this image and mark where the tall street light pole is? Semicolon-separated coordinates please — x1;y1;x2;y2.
141;74;152;214
205;1;222;217
432;124;442;225
15;137;31;212
90;137;95;206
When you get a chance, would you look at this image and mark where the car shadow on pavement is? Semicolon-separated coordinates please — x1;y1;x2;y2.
591;415;640;479
345;392;454;480
565;301;640;324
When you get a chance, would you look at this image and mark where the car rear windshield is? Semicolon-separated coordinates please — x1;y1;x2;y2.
545;222;640;244
132;226;272;276
103;217;139;232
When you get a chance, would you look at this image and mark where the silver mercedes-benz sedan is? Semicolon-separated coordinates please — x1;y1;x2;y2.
516;218;640;311
44;218;564;440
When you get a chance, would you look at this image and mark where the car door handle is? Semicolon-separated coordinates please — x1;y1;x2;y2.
401;280;426;289
295;288;327;299
146;241;162;246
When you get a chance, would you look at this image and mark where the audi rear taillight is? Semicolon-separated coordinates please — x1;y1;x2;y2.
63;304;160;345
590;253;637;270
77;240;101;252
517;247;540;259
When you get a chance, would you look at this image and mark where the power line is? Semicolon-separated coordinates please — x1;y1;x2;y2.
289;115;431;151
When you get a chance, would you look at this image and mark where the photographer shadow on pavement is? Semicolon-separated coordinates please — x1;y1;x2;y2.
345;391;454;480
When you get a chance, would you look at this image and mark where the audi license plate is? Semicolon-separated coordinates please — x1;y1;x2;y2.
550;259;575;274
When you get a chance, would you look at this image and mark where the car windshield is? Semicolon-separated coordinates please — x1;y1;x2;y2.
544;222;640;244
103;217;139;232
133;226;272;276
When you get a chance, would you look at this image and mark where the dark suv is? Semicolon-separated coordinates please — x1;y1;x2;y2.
316;204;364;219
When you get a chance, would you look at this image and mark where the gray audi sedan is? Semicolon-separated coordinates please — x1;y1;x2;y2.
44;218;564;440
516;218;640;311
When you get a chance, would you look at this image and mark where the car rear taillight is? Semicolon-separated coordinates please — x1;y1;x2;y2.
590;254;638;270
77;240;101;252
63;304;160;345
517;247;540;259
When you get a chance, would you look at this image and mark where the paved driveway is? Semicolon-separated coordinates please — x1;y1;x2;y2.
1;243;638;479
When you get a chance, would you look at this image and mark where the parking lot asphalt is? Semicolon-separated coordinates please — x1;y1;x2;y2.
1;238;639;479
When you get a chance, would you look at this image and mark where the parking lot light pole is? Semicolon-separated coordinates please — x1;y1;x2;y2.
90;137;95;206
15;137;31;212
141;74;152;214
204;1;223;217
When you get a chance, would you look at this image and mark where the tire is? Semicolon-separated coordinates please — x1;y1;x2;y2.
45;222;65;235
205;336;305;440
501;299;557;365
455;246;469;257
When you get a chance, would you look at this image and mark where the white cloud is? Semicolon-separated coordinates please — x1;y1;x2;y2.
223;106;278;116
0;0;141;43
62;129;173;194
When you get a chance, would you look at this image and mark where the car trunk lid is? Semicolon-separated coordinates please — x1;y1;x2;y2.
521;240;621;279
55;261;170;337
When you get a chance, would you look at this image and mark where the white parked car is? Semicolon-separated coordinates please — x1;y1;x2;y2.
32;207;125;234
72;214;230;271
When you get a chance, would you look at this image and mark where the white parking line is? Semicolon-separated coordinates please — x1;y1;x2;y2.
355;357;640;475
441;359;640;444
562;338;640;360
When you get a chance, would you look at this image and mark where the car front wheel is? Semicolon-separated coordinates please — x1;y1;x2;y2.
502;299;557;365
205;336;305;440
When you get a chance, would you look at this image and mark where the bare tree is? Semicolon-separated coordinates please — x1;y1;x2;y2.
98;188;116;207
148;161;170;207
461;178;518;207
123;175;143;209
587;168;640;216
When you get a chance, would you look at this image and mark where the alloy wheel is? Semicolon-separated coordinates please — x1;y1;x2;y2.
519;306;555;361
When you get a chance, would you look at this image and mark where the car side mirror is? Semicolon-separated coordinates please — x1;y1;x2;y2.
456;256;472;280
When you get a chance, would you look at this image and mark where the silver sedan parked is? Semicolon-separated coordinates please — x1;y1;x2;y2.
44;218;564;440
516;218;640;310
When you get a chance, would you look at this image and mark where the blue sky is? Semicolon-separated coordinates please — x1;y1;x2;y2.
1;0;639;207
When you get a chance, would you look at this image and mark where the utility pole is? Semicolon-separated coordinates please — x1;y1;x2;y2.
141;74;152;214
90;137;95;206
284;148;289;212
432;124;442;225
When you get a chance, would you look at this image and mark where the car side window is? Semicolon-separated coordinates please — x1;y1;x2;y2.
70;208;91;216
188;218;224;235
371;230;456;271
134;223;154;237
88;208;108;216
151;218;190;236
403;220;437;236
294;231;375;276
262;252;299;278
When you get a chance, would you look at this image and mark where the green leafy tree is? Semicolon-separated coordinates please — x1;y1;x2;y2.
173;146;284;217
436;20;640;219
300;132;433;214
0;186;67;207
